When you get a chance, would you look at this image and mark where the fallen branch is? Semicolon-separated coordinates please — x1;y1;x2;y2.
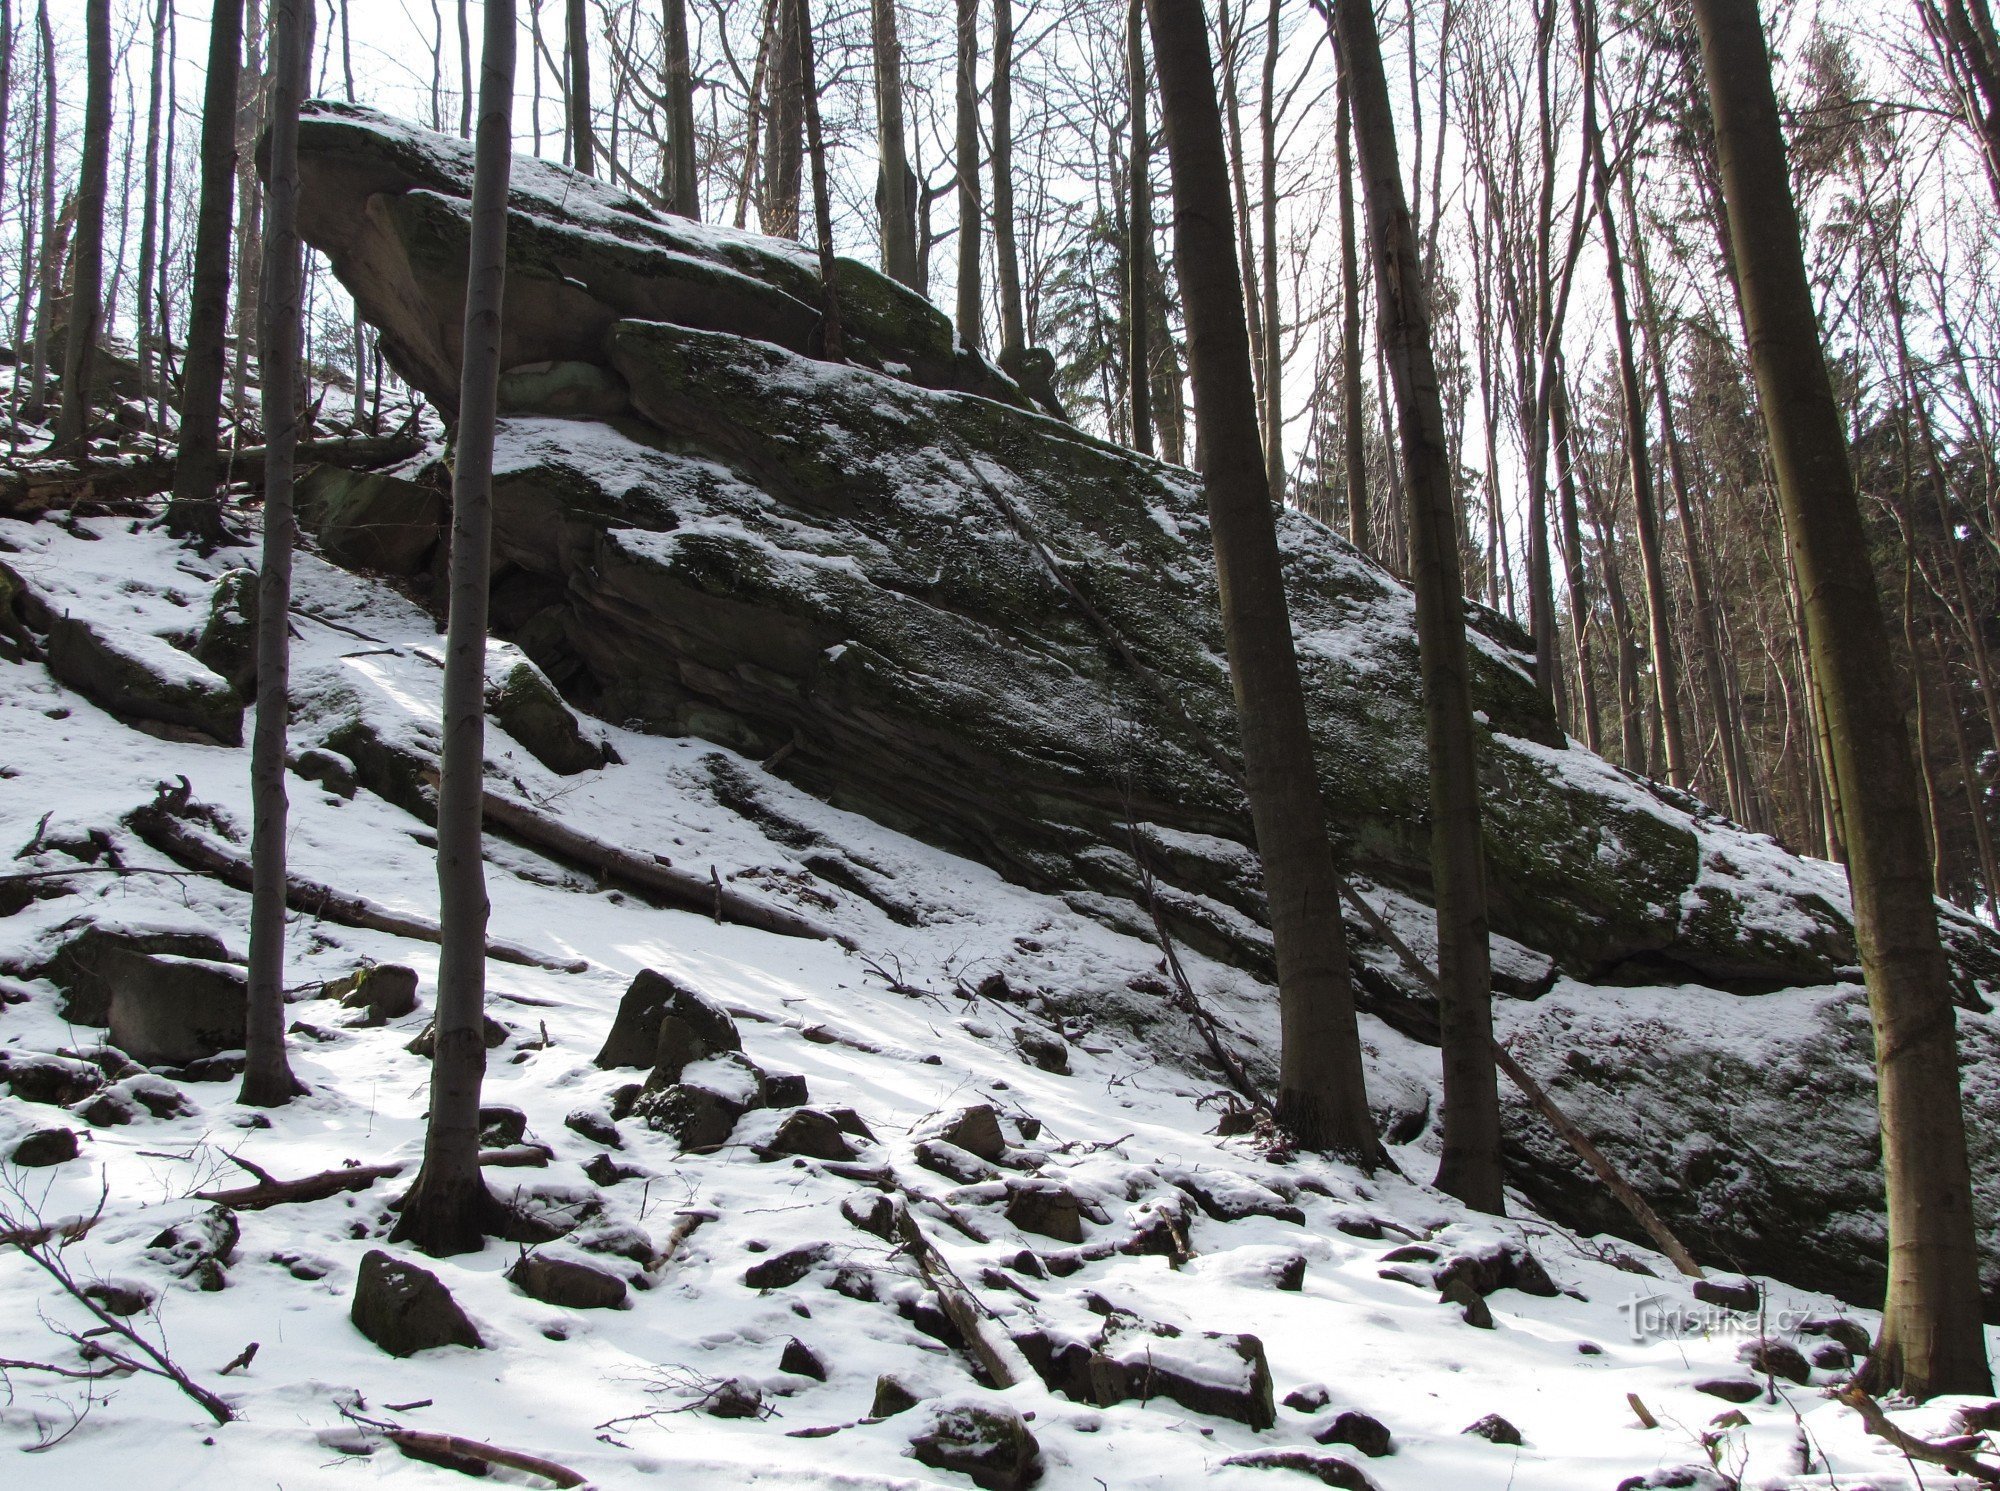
385;1429;590;1487
891;1198;1033;1389
476;785;845;947
1837;1386;2000;1486
645;1209;717;1276
196;1146;552;1210
1336;876;1705;1280
0;434;424;518
126;779;587;973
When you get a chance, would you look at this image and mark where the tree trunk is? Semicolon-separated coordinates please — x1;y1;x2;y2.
393;0;518;1258
230;0;265;431
240;0;309;1110
135;0;168;412
1147;0;1378;1162
53;0;111;454
871;0;916;285
1580;1;1687;788
662;0;698;216
1337;79;1368;555
991;0;1024;357
1126;0;1152;456
164;0;245;546
1692;0;1991;1400
26;0;56;410
954;0;983;349
1552;372;1602;753
566;0;593;173
1258;0;1282;496
797;0;841;361
760;0;802;238
1332;0;1501;1212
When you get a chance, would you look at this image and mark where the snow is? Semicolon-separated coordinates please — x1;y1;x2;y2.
0;511;1995;1490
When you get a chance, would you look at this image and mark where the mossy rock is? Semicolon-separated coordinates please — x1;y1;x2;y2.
46;617;243;745
193;569;258;695
486;653;609;775
302;462;445;575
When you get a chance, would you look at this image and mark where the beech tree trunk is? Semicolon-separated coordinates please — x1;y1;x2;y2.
797;0;841;360
1127;0;1152;456
872;0;917;285
954;0;983;348
992;0;1024;358
164;0;245;544
240;0;308;1110
1337;80;1368;555
53;0;111;454
663;0;698;216
1332;0;1502;1211
1147;0;1378;1162
394;0;517;1258
760;0;802;238
1258;0;1282;496
1692;0;1992;1400
566;0;593;174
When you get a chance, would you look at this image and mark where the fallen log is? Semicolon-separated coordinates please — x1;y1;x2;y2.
126;779;587;974
476;786;847;947
0;434;424;518
891;1197;1033;1389
196;1145;553;1210
386;1429;589;1488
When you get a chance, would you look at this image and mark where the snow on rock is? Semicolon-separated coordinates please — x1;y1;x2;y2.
0;509;1996;1491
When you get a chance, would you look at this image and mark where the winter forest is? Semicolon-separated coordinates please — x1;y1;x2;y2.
3;0;2000;1482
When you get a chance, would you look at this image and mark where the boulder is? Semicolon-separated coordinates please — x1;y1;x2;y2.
8;1126;80;1166
1690;1275;1760;1313
350;1250;484;1355
1012;1028;1070;1075
870;1373;928;1418
3;1051;106;1106
1737;1338;1811;1385
632;1055;762;1150
107;954;247;1067
507;1252;629;1310
148;1206;238;1290
300;462;445;575
1694;1378;1762;1404
1462;1413;1522;1446
926;1103;1008;1163
30;921;234;1027
744;1243;831;1290
916;1138;1000;1185
779;1338;828;1381
46;617;242;744
702;1376;764;1419
756;1108;856;1162
292;746;358;796
192;569;258;694
1004;1181;1089;1244
595;967;740;1074
498;359;631;419
487;652;610;774
1797;1316;1871;1355
327;962;421;1023
82;1280;157;1317
1432;1241;1558;1299
564;1106;622;1147
907;1397;1042;1491
1317;1410;1394;1458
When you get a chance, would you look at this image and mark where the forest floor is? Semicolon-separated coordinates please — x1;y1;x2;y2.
0;508;1995;1490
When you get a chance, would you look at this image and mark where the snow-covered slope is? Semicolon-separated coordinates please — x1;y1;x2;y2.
2;511;1997;1488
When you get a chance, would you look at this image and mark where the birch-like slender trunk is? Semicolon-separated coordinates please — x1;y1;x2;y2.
240;0;309;1109
394;0;518;1259
954;0;983;348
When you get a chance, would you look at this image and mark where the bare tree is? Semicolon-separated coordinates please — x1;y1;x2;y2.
394;0;519;1257
1127;0;1152;454
1329;0;1502;1211
163;0;246;546
1148;0;1379;1162
872;0;917;283
992;0;1025;358
1692;0;1991;1399
955;0;983;348
567;0;594;174
241;0;310;1109
663;0;699;216
53;0;111;454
